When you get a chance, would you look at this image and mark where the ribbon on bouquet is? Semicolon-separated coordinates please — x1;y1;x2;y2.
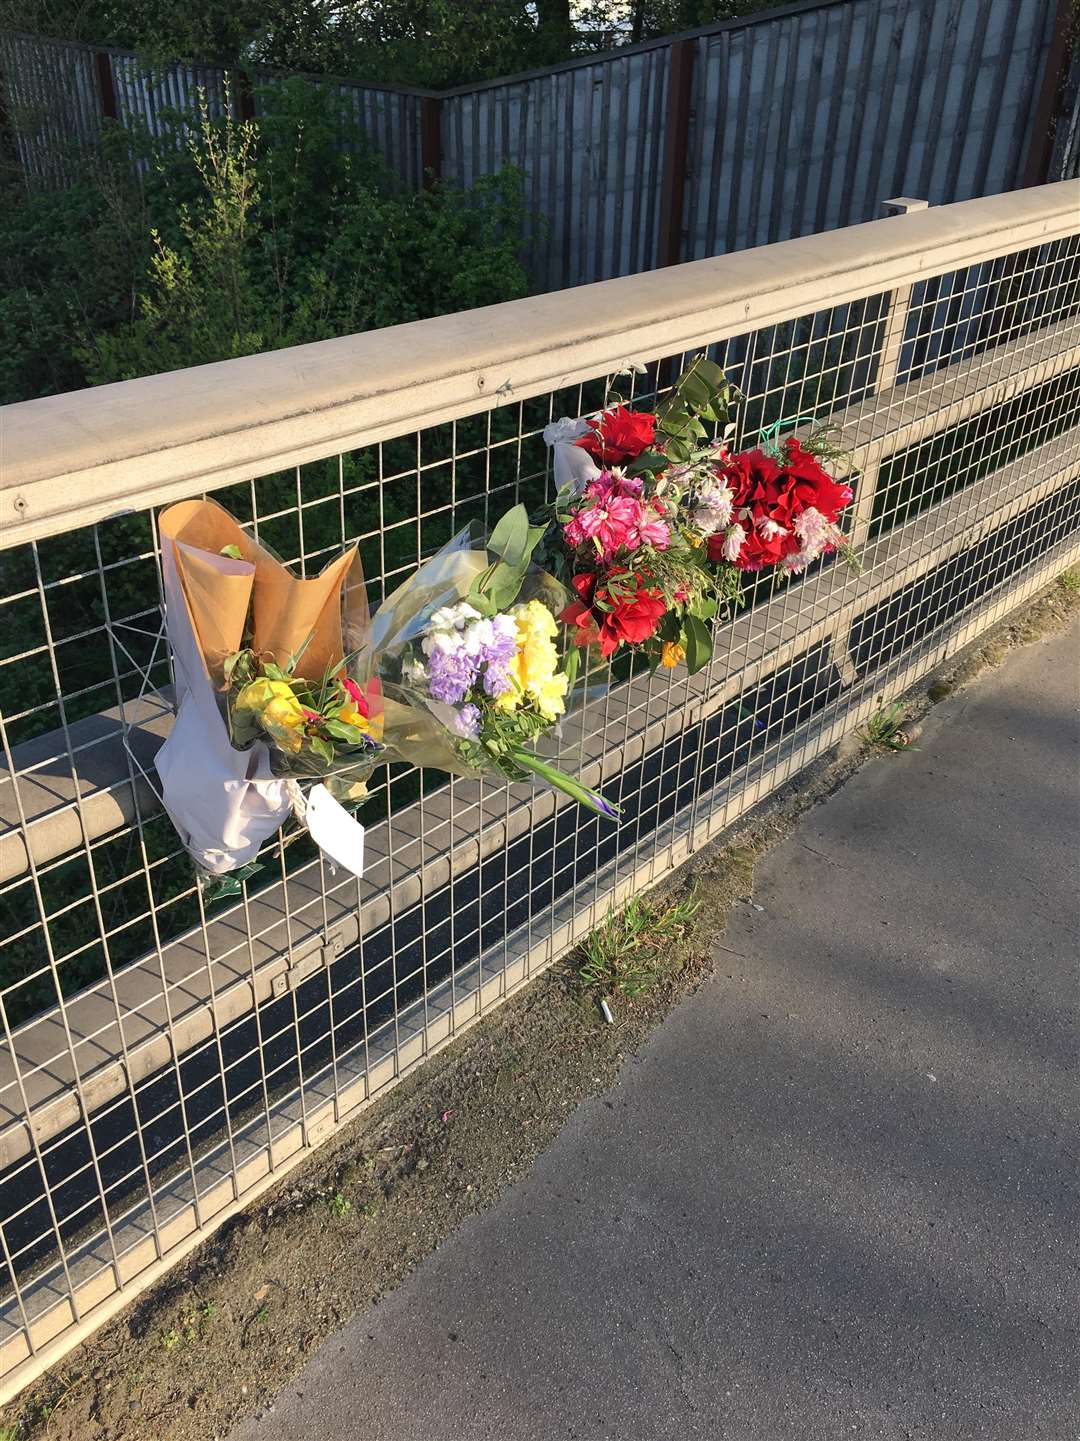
756;414;819;457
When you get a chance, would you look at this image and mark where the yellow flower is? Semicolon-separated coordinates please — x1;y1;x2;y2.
532;671;569;721
234;677;306;753
508;599;567;719
494;680;523;714
338;700;369;731
660;641;686;669
688;533;703;549
338;700;384;741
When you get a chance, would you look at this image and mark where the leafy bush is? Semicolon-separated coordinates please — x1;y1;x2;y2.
1;77;532;402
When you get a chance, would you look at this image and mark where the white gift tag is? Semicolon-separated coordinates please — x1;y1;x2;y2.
304;784;365;878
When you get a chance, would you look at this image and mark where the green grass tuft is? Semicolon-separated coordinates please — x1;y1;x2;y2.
858;701;915;752
577;890;700;999
327;1192;353;1220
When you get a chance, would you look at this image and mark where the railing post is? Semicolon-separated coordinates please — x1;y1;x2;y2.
656;39;695;270
235;70;256;123
94;50;118;122
421;95;442;189
845;197;929;553
831;196;928;685
874;197;929;394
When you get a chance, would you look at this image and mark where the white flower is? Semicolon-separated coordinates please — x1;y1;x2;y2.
461;616;496;656
756;517;788;541
403;657;427;683
542;417;590;447
428;601;482;633
721;523;747;564
782;550;813;575
793;506;839;559
421;628;463;657
692;482;734;535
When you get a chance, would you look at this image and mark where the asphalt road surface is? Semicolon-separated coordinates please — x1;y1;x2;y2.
232;618;1080;1441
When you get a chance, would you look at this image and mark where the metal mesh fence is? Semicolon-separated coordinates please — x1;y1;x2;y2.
0;215;1078;1397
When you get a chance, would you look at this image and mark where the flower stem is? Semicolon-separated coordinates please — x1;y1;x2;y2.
508;746;620;819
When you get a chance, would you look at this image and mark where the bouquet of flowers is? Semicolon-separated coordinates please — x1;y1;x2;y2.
544;359;858;672
359;505;617;818
705;430;856;576
544;358;744;674
153;499;382;882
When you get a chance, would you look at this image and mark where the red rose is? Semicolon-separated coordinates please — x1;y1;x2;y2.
713;442;853;572
781;438;853;521
559;572;601;647
576;405;657;466
558;568;665;656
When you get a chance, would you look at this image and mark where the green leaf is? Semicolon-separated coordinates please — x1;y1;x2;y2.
219;544;243;560
665;436;692;464
309;735;335;765
485;562;528;612
323;719;369;744
680;371;713;410
625;449;669;476
465;586;497;617
683;614;713;675
488;504;531;570
691;356;728;391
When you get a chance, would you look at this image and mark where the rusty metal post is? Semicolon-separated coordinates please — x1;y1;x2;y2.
421;95;442;188
236;70;256;123
94;50;118;122
656;39;695;271
1022;0;1073;186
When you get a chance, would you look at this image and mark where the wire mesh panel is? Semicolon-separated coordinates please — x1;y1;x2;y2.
0;200;1078;1398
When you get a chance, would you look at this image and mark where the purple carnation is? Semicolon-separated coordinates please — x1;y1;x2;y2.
453;703;481;739
472;617;517;698
426;645;477;705
482;662;513;697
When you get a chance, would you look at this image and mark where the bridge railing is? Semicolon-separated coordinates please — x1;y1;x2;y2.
0;179;1078;1400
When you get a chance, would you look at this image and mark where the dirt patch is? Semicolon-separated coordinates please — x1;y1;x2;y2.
5;569;1078;1441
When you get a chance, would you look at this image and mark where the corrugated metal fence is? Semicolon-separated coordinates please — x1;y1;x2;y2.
0;0;1073;287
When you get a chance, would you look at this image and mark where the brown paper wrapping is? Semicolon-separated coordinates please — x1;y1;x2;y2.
158;499;362;684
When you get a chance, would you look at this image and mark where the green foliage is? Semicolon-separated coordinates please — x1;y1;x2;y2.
857;701;915;753
326;1191;353;1220
1;0;776;86
577;889;700;997
1;78;531;404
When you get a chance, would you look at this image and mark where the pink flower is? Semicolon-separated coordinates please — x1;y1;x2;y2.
720;523;747;564
635;506;670;550
585;470;644;501
563;514;588;548
576;494;641;560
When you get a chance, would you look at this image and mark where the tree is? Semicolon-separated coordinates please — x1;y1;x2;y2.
0;79;531;402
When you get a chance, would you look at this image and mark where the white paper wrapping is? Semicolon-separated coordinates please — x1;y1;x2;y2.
154;535;293;875
543;418;601;495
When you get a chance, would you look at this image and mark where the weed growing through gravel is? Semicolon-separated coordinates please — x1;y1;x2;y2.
577;890;700;999
858;701;916;752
